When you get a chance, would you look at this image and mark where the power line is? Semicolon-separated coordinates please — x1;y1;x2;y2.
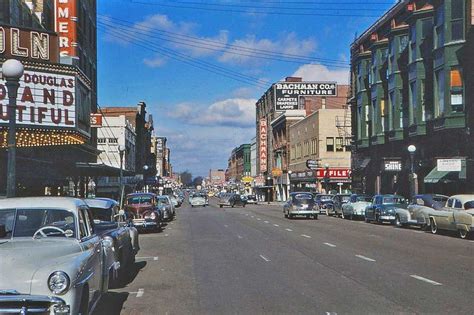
98;15;348;66
98;19;349;68
98;25;271;88
127;0;382;17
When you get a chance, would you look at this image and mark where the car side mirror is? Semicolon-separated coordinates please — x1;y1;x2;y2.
0;225;6;238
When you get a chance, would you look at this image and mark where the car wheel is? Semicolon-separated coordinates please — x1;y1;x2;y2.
231;203;235;208
364;217;370;223
459;229;469;239
78;287;89;315
375;214;380;224
349;213;353;220
430;218;438;234
325;209;329;216
288;213;293;219
243;204;246;208
220;205;223;208
191;205;194;208
341;211;345;219
313;214;318;220
395;215;403;228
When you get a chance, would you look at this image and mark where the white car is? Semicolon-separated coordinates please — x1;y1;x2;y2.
0;197;113;314
190;193;207;207
428;195;474;239
341;194;372;220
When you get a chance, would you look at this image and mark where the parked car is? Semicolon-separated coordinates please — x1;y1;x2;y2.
124;193;162;232
219;193;246;208
283;192;318;219
189;193;207;207
332;194;352;217
157;195;175;221
428;195;474;239
394;194;448;228
246;195;258;204
84;198;139;286
407;194;449;230
341;194;372;220
315;194;335;215
0;197;113;314
365;195;408;224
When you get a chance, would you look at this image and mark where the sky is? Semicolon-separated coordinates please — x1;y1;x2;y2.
97;0;396;177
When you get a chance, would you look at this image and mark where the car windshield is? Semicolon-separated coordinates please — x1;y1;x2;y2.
340;196;351;202
383;197;405;204
127;196;153;204
157;197;170;205
89;207;113;221
355;196;372;202
0;208;76;239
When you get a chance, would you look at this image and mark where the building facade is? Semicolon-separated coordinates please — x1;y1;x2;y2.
350;0;473;196
209;169;226;187
289;108;352;193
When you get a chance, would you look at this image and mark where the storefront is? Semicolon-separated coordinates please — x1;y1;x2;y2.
289;168;352;194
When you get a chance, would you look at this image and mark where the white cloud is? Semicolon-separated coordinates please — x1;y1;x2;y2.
143;55;167;68
219;32;316;65
167;98;256;128
290;63;349;84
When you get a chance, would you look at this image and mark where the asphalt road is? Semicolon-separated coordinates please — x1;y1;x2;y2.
94;199;474;315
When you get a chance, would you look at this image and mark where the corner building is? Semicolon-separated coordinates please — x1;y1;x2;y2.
351;0;474;196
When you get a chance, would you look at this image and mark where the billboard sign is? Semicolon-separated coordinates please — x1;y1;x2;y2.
0;70;76;128
306;159;319;170
90;113;102;127
383;160;402;172
55;0;77;57
0;26;59;62
437;159;462;172
274;82;337;111
259;118;268;173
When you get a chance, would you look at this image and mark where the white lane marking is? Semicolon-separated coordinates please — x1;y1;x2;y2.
251;216;255;218
273;224;279;227
301;234;312;238
245;214;249;216
324;243;337;248
410;275;442;286
355;255;376;262
224;225;229;228
165;234;169;237
469;240;474;243
136;256;159;261
259;255;271;262
168;227;173;230
285;228;293;232
136;288;144;297
237;235;243;239
257;218;261;221
170;222;174;225
264;221;269;224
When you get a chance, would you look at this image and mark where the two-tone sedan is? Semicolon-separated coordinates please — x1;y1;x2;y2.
124;193;163;232
284;192;318;219
0;197;113;314
341;194;372;220
428;194;474;239
407;194;449;230
365;195;408;224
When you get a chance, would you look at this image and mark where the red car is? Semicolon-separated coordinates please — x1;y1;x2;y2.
124;193;162;232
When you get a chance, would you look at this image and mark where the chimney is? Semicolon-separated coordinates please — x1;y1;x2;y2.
285;77;303;82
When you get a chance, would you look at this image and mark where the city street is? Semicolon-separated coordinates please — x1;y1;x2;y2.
95;199;474;315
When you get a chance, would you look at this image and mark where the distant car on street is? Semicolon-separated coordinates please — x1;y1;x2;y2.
283;192;318;219
315;194;335;215
332;194;352;217
246;195;258;204
124;193;162;232
156;195;175;221
219;193;246;208
341;194;372;220
189;193;207;207
365;194;408;224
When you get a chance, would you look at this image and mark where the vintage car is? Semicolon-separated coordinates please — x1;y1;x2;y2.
189;193;207;207
157;195;175;221
0;197;113;314
365;195;408;224
428;194;474;239
124;193;162;232
406;194;449;230
245;195;258;204
168;195;180;208
315;194;335;215
341;194;372;220
283;192;318;219
84;198;139;285
332;194;352;217
219;193;246;208
395;194;449;228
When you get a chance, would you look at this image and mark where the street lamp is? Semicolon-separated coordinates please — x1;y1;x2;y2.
408;145;417;197
324;163;330;194
118;145;126;208
267;176;271;204
143;165;149;193
2;59;24;198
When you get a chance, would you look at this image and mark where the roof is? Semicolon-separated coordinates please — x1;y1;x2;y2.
83;198;118;209
126;192;157;197
449;195;474;203
0;197;86;210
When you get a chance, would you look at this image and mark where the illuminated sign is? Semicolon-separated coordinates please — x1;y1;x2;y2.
55;0;77;57
0;26;59;62
259;118;267;173
274;82;338;111
0;70;76;128
90;113;102;127
383;160;402;172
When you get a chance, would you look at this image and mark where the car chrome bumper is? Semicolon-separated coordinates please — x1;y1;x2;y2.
290;210;318;215
0;295;70;314
132;219;158;229
380;215;396;221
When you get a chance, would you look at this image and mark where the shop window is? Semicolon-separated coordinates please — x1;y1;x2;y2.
450;68;463;112
336;137;344;152
326;138;334;152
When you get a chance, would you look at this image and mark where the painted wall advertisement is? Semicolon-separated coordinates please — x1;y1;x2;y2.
259;118;267;173
274;82;338;111
0;70;76;128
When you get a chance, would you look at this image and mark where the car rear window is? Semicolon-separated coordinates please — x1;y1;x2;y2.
294;193;313;200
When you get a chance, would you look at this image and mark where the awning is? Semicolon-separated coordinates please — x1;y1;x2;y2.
424;160;466;184
75;162;135;177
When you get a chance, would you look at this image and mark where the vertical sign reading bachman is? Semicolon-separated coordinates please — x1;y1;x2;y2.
259;118;268;173
55;0;77;57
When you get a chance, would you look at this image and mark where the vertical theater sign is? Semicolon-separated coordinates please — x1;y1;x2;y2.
259;118;268;174
55;0;78;58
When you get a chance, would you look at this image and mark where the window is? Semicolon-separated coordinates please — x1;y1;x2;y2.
326;137;334;152
399;35;409;52
372;99;377;134
421;80;426;121
409;81;417;124
108;138;118;144
450;68;463;112
380;100;386;132
435;6;444;48
451;0;464;41
409;24;417;62
290;146;296;160
344;138;351;150
78;209;88;239
389;91;396;130
97;138;106;144
335;137;344;152
435;69;445;116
